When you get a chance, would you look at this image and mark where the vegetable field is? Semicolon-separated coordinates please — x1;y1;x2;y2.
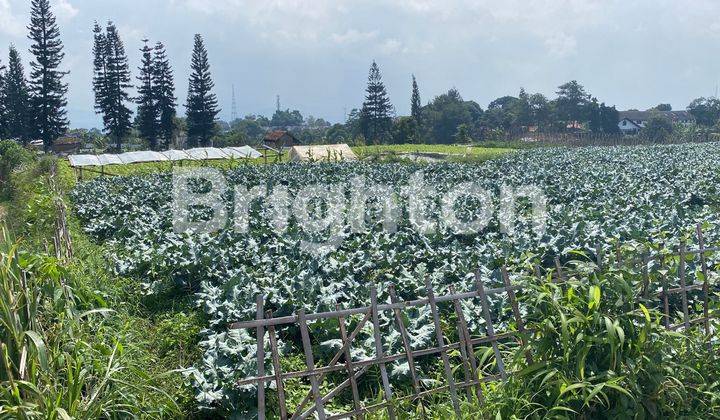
70;142;720;416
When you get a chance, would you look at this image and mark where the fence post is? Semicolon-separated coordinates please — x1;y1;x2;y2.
336;306;363;419
297;309;326;420
679;241;690;330
370;286;396;420
450;285;483;404
387;285;426;417
474;271;507;380
424;278;461;416
449;285;474;403
256;295;266;420
501;266;533;365
696;224;712;348
266;311;288;420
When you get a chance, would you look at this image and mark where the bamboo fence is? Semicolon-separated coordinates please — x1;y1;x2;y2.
230;223;718;419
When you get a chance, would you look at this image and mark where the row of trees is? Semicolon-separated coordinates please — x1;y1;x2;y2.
0;0;222;152
353;62;622;144
92;24;220;151
0;0;68;151
1;1;714;151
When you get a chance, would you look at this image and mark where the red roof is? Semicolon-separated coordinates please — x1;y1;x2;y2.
264;130;292;141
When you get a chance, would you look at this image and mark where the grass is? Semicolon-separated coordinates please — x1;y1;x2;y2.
1;156;203;418
352;143;514;162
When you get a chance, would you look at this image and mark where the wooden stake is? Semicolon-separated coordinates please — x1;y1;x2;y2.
387;285;425;416
256;295;266;420
297;309;326;420
424;278;461;416
267;311;288;420
501;266;533;365
337;307;363;419
474;271;507;380
697;224;712;346
370;286;396;420
679;241;690;330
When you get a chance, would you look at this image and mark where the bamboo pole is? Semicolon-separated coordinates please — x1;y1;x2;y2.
370;286;396;420
256;295;266;420
297;309;326;420
425;278;461;416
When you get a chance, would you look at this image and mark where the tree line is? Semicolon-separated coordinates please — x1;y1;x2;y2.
1;1;718;151
0;0;221;152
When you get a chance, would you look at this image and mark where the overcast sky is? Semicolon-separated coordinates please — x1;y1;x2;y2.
1;0;719;128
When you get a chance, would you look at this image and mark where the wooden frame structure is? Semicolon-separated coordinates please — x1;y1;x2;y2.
230;223;719;419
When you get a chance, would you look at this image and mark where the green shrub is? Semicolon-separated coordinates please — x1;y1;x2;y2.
478;260;720;418
0;139;33;197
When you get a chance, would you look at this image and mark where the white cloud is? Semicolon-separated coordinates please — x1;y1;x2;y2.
379;38;404;55
543;32;577;57
53;0;78;21
0;0;25;37
331;29;377;45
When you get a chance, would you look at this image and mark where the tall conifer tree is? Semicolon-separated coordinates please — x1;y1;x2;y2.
152;42;176;149
360;61;393;144
27;0;68;151
4;46;31;143
136;40;158;149
410;74;422;143
185;34;219;148
93;22;132;151
92;22;107;115
411;75;421;121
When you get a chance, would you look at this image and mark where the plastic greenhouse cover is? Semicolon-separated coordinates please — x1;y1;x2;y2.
160;150;191;161
118;151;169;164
221;146;262;159
68;154;101;167
185;147;228;160
96;154;124;166
69;146;262;167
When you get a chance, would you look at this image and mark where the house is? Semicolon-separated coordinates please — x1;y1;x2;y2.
263;130;300;150
52;133;83;155
618;110;694;134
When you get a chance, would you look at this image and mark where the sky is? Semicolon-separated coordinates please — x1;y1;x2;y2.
1;0;719;129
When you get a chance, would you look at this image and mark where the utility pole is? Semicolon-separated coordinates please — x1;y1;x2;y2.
276;94;281;112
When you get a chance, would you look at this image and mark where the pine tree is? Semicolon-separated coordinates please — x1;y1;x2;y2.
4;45;31;143
152;42;176;149
360;61;393;144
27;0;69;152
93;22;133;151
411;74;421;121
136;39;158;149
185;34;219;148
92;22;107;115
410;74;422;143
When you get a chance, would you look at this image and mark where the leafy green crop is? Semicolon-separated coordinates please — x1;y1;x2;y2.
70;142;720;415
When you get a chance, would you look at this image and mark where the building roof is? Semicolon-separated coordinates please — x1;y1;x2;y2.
618;110;693;122
263;130;297;142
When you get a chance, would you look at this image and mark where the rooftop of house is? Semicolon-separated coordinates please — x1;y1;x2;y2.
263;130;296;142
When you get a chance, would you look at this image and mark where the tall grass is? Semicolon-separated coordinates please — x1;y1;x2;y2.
472;259;720;419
